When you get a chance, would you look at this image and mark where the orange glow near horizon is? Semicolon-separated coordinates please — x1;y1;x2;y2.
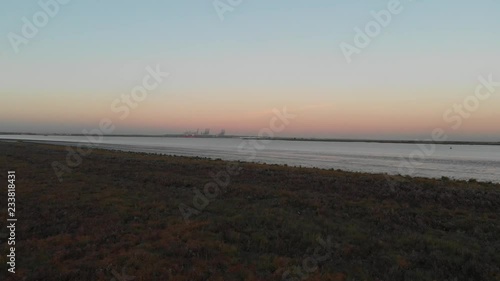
3;86;499;140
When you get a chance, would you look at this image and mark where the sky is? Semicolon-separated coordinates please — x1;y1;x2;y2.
1;0;499;140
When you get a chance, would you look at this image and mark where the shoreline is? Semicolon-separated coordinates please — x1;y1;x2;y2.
1;133;499;146
2;139;499;184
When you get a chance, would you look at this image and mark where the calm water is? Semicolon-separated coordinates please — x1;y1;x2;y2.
2;135;499;183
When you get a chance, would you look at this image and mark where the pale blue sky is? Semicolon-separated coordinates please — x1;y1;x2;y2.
2;1;499;60
1;0;499;140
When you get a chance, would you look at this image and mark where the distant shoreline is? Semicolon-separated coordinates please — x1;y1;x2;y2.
0;132;499;146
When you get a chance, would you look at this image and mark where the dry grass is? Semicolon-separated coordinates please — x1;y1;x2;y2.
0;141;499;281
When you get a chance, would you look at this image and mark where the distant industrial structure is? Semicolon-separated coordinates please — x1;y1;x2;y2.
183;128;226;138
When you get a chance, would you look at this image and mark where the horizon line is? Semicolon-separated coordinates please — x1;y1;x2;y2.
1;132;499;146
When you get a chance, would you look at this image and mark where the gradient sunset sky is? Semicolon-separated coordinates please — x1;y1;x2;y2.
1;0;499;140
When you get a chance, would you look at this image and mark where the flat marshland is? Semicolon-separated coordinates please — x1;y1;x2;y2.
0;142;499;281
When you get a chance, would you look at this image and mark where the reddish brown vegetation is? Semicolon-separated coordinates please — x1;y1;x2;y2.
0;142;499;281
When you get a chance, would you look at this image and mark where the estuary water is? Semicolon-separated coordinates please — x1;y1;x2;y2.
1;135;499;183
